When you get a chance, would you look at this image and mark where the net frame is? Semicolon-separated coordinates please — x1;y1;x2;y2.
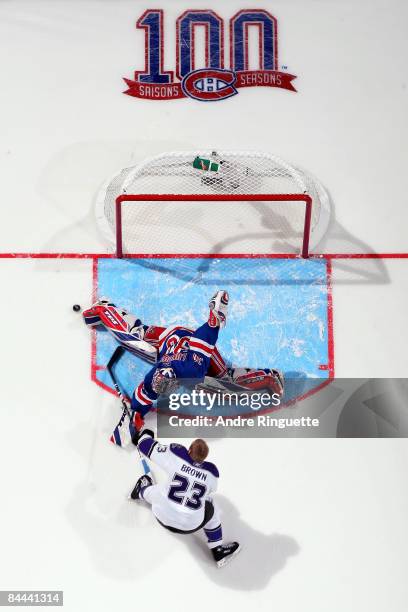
95;150;331;259
115;193;313;258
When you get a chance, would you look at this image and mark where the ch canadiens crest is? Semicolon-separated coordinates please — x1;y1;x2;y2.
123;9;297;102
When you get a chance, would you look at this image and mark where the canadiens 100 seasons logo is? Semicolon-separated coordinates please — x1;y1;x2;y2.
123;9;297;102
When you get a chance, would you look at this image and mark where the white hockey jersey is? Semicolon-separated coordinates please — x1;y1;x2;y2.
138;435;219;531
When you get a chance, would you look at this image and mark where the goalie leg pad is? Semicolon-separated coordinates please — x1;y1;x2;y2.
207;346;228;378
208;290;229;328
230;368;284;396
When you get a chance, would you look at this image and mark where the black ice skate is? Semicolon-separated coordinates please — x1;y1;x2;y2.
211;542;241;568
129;474;153;500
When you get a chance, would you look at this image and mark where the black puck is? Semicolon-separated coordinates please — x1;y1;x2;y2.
73;304;81;312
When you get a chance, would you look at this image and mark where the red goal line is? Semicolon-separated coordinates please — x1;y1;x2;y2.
0;253;408;260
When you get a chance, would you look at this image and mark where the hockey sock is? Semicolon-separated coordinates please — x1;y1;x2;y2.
140;484;153;501
191;322;220;347
204;524;223;549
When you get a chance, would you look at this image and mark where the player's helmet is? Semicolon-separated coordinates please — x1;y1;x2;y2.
152;367;179;394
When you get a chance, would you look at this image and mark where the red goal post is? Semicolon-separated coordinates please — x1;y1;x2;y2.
95;150;330;258
115;193;313;259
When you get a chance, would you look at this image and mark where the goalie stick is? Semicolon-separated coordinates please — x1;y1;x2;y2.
106;346;151;475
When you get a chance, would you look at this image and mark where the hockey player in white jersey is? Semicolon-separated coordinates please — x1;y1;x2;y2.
130;430;240;568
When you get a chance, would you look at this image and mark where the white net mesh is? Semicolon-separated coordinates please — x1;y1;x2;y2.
95;150;331;255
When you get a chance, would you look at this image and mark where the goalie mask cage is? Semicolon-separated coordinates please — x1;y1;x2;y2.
96;150;331;258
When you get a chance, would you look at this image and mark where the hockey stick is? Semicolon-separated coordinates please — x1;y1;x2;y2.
106;346;151;474
106;346;127;403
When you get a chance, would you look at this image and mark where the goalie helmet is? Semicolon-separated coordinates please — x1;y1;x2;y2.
152;367;179;395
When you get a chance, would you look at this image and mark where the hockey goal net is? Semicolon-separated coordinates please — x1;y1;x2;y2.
96;150;331;258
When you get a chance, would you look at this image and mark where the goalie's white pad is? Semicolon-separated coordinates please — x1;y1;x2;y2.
208;290;229;328
121;338;157;364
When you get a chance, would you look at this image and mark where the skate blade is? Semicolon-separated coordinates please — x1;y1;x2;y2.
216;544;242;568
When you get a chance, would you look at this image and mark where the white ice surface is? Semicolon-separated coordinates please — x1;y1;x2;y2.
0;0;407;254
0;260;407;612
